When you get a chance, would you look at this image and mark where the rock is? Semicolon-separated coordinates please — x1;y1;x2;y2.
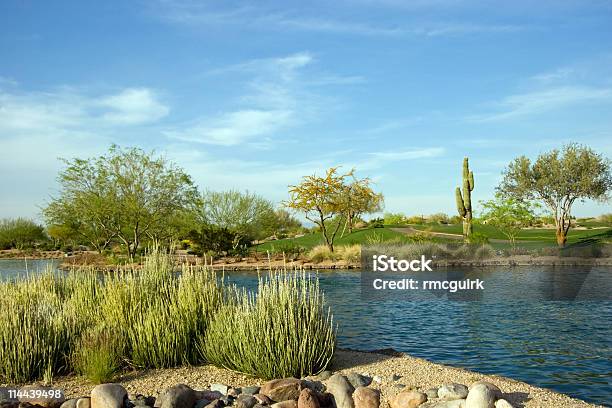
352;387;380;408
253;395;272;405
18;386;65;408
493;401;512;408
76;399;90;408
271;401;297;408
424;389;438;400
324;374;354;408
346;373;371;389
372;376;382;384
468;383;502;401
59;400;78;408
297;389;319;408
211;385;230;395
91;384;127;408
391;374;402;382
314;392;333;408
465;385;495;408
388;391;427;408
315;371;332;381
229;389;241;398
236;396;258;408
195;400;212;408
261;379;303;402
156;384;198;408
205;400;225;408
420;400;465;408
243;387;261;396
438;384;468;401
302;381;325;394
201;392;224;401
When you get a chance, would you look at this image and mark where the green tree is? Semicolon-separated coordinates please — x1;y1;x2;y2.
44;145;198;258
200;190;276;242
340;176;384;234
286;167;350;252
0;218;47;250
498;143;612;246
480;194;537;248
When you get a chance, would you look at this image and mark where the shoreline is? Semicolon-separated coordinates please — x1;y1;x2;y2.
40;349;604;407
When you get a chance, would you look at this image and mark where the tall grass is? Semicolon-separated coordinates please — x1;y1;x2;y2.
200;271;336;379
0;248;336;382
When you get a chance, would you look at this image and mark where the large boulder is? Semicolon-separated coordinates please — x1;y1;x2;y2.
236;395;258;408
155;384;198;408
346;373;371;389
324;374;354;408
465;384;495;408
297;389;320;408
468;383;501;401
388;391;427;408
438;384;468;401
261;379;304;402
91;384;127;408
76;398;91;408
352;387;380;408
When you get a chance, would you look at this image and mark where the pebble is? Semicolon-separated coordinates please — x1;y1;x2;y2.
388;391;427;408
438;384;469;401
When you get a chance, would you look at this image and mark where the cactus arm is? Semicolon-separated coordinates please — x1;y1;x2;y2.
455;187;466;217
468;171;474;191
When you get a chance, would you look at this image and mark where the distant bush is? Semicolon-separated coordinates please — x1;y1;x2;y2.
200;271;336;379
469;232;490;245
270;241;305;260
405;215;427;224
383;212;407;225
0;218;47;250
428;213;450;224
598;213;612;225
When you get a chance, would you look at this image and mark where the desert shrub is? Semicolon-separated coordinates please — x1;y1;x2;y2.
405;215;427;224
337;245;361;263
72;326;121;384
383;212;407;225
368;218;384;228
271;241;305;260
469;232;489;245
428;213;450;224
200;271;336;379
474;245;495;260
405;232;434;244
307;245;339;263
0;218;47;250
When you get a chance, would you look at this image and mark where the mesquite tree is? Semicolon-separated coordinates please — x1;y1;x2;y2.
455;157;475;240
285;167;350;252
498;143;611;247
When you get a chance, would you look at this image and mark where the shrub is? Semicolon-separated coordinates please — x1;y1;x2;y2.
474;245;495;260
428;213;450;224
0;218;47;250
72;327;121;384
469;232;489;245
383;212;407;225
307;245;338;263
200;271;336;379
337;245;361;263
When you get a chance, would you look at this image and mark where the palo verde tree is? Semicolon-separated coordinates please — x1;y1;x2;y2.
286;167;350;252
480;194;538;248
44;145;198;258
455;157;475;241
498;143;612;247
340;175;384;235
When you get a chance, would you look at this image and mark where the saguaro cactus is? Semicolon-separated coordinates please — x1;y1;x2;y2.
455;157;474;240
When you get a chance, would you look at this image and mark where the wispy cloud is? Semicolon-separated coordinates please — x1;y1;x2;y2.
151;1;526;37
468;86;612;122
98;88;169;125
165;51;353;147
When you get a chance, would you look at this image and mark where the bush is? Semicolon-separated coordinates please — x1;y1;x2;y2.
383;213;407;225
270;242;305;260
0;248;336;382
72;327;121;384
307;245;338;263
469;232;489;245
200;271;336;379
0;218;47;250
428;213;450;224
338;245;361;263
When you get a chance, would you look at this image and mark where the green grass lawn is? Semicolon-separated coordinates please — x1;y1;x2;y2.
253;223;611;253
254;227;411;252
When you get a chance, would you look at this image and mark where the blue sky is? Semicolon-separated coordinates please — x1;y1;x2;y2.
1;0;611;220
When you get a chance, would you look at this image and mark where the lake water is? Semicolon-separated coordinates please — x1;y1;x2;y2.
1;259;610;406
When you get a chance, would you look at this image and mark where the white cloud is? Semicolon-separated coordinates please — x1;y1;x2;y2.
468;86;612;122
165;109;293;146
98;88;169;125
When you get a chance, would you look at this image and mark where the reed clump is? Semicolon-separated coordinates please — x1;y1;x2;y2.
0;248;336;383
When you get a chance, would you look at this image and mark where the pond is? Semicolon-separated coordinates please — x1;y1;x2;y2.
0;260;610;406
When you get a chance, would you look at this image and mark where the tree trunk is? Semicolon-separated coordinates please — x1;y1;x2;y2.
556;227;567;247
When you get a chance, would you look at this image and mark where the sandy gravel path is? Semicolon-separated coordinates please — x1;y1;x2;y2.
50;349;603;407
